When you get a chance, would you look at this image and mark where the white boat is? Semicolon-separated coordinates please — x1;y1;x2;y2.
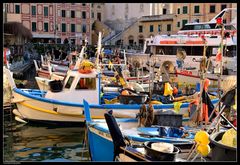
126;8;237;89
4;65;219;124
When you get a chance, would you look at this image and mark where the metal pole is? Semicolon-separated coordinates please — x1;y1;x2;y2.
217;21;224;132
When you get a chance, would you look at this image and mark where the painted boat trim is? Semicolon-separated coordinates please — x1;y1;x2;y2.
19;101;105;119
13;88;219;110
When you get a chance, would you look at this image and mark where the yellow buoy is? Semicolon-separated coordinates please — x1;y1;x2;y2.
194;131;210;145
197;144;211;157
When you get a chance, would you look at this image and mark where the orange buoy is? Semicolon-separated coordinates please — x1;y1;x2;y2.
121;90;129;95
173;87;178;95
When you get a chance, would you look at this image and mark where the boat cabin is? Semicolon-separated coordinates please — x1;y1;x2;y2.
44;69;101;104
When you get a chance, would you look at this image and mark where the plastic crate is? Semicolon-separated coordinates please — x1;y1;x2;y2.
119;95;148;104
153;111;183;127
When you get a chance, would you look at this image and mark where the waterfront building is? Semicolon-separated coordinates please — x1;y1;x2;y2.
103;3;169;32
91;3;112;45
5;3;91;45
107;3;236;49
172;3;236;33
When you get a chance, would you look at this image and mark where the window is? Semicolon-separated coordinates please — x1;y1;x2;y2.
203;24;211;29
221;4;227;11
44;23;48;32
194;6;199;13
6;4;9;12
32;22;36;32
167;24;171;31
177;8;180;14
125;4;128;12
71;11;75;18
62;10;66;17
177;22;180;27
92;12;94;18
82;11;86;19
210;5;215;13
183;6;188;14
62;23;66;32
139;25;143;33
150;25;154;32
112;5;115;15
82;3;86;6
82;24;86;33
182;19;188;27
223;19;227;24
15;5;20;14
194;25;202;30
76;78;96;90
32;6;36;16
97;13;101;21
71;24;75;32
158;25;161;32
163;8;167;15
140;3;144;12
97;5;101;9
129;39;134;46
65;76;74;89
44;7;48;16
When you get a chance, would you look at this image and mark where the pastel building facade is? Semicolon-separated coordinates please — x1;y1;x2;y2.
5;3;91;45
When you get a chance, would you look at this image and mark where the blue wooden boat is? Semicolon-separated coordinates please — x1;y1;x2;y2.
84;100;198;161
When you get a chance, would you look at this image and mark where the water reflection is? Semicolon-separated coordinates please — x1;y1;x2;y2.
4;117;90;162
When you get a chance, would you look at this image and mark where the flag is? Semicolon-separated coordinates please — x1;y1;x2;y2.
201;89;215;123
215;17;223;28
108;60;113;70
215;45;222;62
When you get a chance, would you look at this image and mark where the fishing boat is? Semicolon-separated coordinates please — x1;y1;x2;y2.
4;63;219;124
85;83;236;161
34;59;67;80
84;99;196;161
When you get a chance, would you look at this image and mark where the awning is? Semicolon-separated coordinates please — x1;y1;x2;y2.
4;22;32;39
32;33;60;39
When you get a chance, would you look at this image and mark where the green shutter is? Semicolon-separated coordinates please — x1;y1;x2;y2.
183;6;188;14
44;7;48;16
194;6;199;13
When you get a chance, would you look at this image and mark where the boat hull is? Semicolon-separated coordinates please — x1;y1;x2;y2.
87;126;114;161
87;122;195;161
11;88;219;123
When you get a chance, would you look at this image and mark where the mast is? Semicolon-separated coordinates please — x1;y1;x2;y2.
95;32;102;70
216;18;225;132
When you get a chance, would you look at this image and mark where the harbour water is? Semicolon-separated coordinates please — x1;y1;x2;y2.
3;64;90;162
3;116;90;162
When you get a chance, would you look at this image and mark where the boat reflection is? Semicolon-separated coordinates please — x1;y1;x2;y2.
4;121;90;162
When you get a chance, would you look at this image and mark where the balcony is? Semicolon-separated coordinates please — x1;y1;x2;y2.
139;14;175;22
